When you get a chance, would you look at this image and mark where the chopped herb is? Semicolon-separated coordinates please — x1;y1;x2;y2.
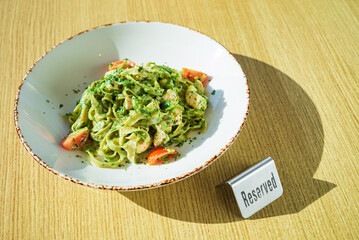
59;104;63;108
211;90;216;95
43;112;45;114
163;101;171;108
138;66;143;72
46;100;50;103
76;155;82;158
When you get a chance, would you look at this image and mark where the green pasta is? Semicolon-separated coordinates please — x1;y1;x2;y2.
66;62;208;167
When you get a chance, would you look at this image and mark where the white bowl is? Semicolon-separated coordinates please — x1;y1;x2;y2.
14;22;249;190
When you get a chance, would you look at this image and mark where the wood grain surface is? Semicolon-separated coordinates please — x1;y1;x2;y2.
1;0;358;239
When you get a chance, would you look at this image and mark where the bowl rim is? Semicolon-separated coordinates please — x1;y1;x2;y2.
13;21;250;191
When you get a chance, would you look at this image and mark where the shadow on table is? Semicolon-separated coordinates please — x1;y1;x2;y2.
120;55;336;223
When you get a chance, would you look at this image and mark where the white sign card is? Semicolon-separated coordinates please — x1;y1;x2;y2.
223;157;283;218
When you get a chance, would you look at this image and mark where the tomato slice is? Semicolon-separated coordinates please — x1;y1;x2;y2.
61;128;90;151
147;147;179;165
181;68;210;87
108;60;136;70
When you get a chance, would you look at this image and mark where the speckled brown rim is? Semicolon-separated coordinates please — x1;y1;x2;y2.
14;21;250;191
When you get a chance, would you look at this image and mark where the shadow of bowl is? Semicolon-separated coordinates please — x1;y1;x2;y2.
120;55;335;223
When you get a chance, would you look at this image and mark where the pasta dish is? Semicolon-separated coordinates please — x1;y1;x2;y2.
61;60;210;167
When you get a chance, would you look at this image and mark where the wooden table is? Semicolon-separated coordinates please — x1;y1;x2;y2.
1;0;358;239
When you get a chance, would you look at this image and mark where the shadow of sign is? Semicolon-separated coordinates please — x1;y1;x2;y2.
121;55;335;223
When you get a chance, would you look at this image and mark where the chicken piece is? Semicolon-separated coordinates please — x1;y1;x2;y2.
171;107;182;125
124;97;134;110
185;85;207;110
163;89;178;102
154;126;169;147
136;138;152;154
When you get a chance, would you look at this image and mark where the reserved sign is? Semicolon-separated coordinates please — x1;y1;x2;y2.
224;157;283;218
